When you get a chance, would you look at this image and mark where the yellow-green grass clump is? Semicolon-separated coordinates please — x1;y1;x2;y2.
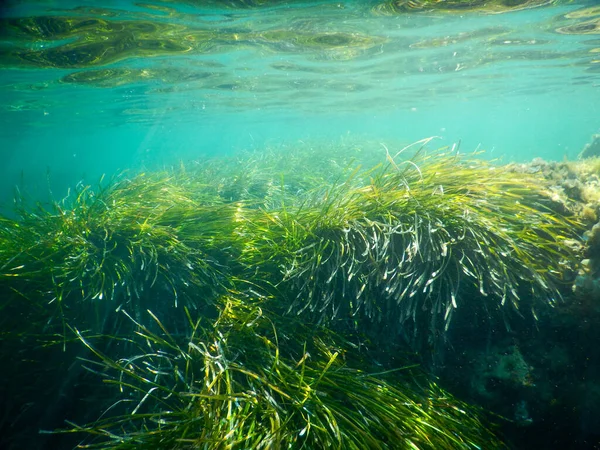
0;171;237;321
66;296;506;449
0;170;243;443
240;143;582;342
0;141;369;333
0;141;582;450
0;141;582;342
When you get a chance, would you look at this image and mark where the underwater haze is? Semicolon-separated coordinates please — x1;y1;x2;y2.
2;1;600;450
1;0;599;204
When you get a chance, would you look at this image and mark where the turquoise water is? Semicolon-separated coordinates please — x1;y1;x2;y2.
1;2;600;449
0;0;598;206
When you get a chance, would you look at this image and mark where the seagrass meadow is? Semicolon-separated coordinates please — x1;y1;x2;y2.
0;140;588;449
4;0;600;447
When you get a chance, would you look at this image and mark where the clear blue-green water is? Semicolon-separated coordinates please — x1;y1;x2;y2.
0;0;598;205
1;2;600;450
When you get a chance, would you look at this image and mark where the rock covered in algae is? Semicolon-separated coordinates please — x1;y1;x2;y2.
428;153;600;449
509;154;600;300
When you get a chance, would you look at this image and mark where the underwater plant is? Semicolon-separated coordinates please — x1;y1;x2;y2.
0;140;582;345
0;171;239;325
0;171;243;448
239;141;582;344
1;139;370;334
64;295;506;449
0;139;585;449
